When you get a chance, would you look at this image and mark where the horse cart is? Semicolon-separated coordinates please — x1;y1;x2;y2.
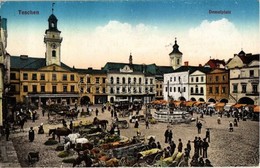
114;120;129;129
112;143;149;166
48;115;64;125
27;151;39;165
134;148;163;166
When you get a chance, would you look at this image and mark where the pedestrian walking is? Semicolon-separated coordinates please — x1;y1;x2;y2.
164;129;169;143
168;130;173;143
145;119;149;129
69;120;73;130
193;136;199;154
202;138;209;158
229;122;233;132
198;137;203;156
29;127;35;142
187;140;191;158
32;110;36;122
170;140;176;155
196;121;202;134
205;128;210;143
177;138;183;152
95;108;99;116
111;109;114;117
5;124;10;141
134;120;139;128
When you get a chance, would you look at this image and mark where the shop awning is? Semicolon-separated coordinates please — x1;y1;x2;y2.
194;101;205;106
233;104;247;108
254;106;260;113
184;101;196;107
216;103;226;107
173;101;183;107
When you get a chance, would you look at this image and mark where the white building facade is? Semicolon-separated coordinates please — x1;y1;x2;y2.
189;70;207;102
106;64;156;103
163;71;189;101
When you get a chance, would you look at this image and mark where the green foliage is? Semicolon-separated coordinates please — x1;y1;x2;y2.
62;157;75;163
44;139;58;145
58;151;70;158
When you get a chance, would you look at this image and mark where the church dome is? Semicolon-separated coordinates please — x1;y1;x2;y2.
48;14;58;22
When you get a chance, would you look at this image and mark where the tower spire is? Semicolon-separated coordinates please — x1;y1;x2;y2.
175;37;177;44
52;3;55;14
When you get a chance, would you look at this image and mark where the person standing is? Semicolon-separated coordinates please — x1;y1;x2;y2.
29;127;35;142
170;140;176;155
145;119;149;129
134;120;139;129
111;109;114;118
32;110;36;122
177;139;183;153
198;137;203;156
95;108;99;116
205;128;210;143
164;129;169;143
202;138;209;158
69;120;73;130
187;140;191;158
5;124;10;141
193;136;199;155
196;121;202;134
168;130;173;143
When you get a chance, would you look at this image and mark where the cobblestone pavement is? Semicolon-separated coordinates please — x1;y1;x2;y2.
7;105;260;167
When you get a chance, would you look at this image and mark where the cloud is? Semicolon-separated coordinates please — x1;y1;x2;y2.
61;20;171;68
7;18;259;69
181;18;259;65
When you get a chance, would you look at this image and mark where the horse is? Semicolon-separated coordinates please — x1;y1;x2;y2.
93;117;109;130
48;127;72;142
73;151;92;167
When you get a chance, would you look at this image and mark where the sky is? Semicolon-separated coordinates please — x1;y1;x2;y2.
0;0;259;69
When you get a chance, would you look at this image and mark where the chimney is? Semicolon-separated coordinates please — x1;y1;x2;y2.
20;55;28;59
129;53;133;65
184;61;189;66
199;64;202;67
88;67;93;70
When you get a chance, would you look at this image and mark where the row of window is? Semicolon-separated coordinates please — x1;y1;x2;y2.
156;84;163;88
209;86;226;94
165;87;186;93
233;83;258;93
16;73;76;81
23;85;75;93
79;77;106;84
110;77;153;85
110;86;153;94
208;75;227;82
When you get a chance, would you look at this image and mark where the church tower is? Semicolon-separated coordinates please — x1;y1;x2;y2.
44;5;62;66
169;38;183;70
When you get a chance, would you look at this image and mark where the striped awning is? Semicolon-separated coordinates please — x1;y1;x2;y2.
194;101;205;106
216;103;226;107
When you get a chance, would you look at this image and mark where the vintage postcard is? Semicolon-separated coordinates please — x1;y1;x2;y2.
0;0;259;167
